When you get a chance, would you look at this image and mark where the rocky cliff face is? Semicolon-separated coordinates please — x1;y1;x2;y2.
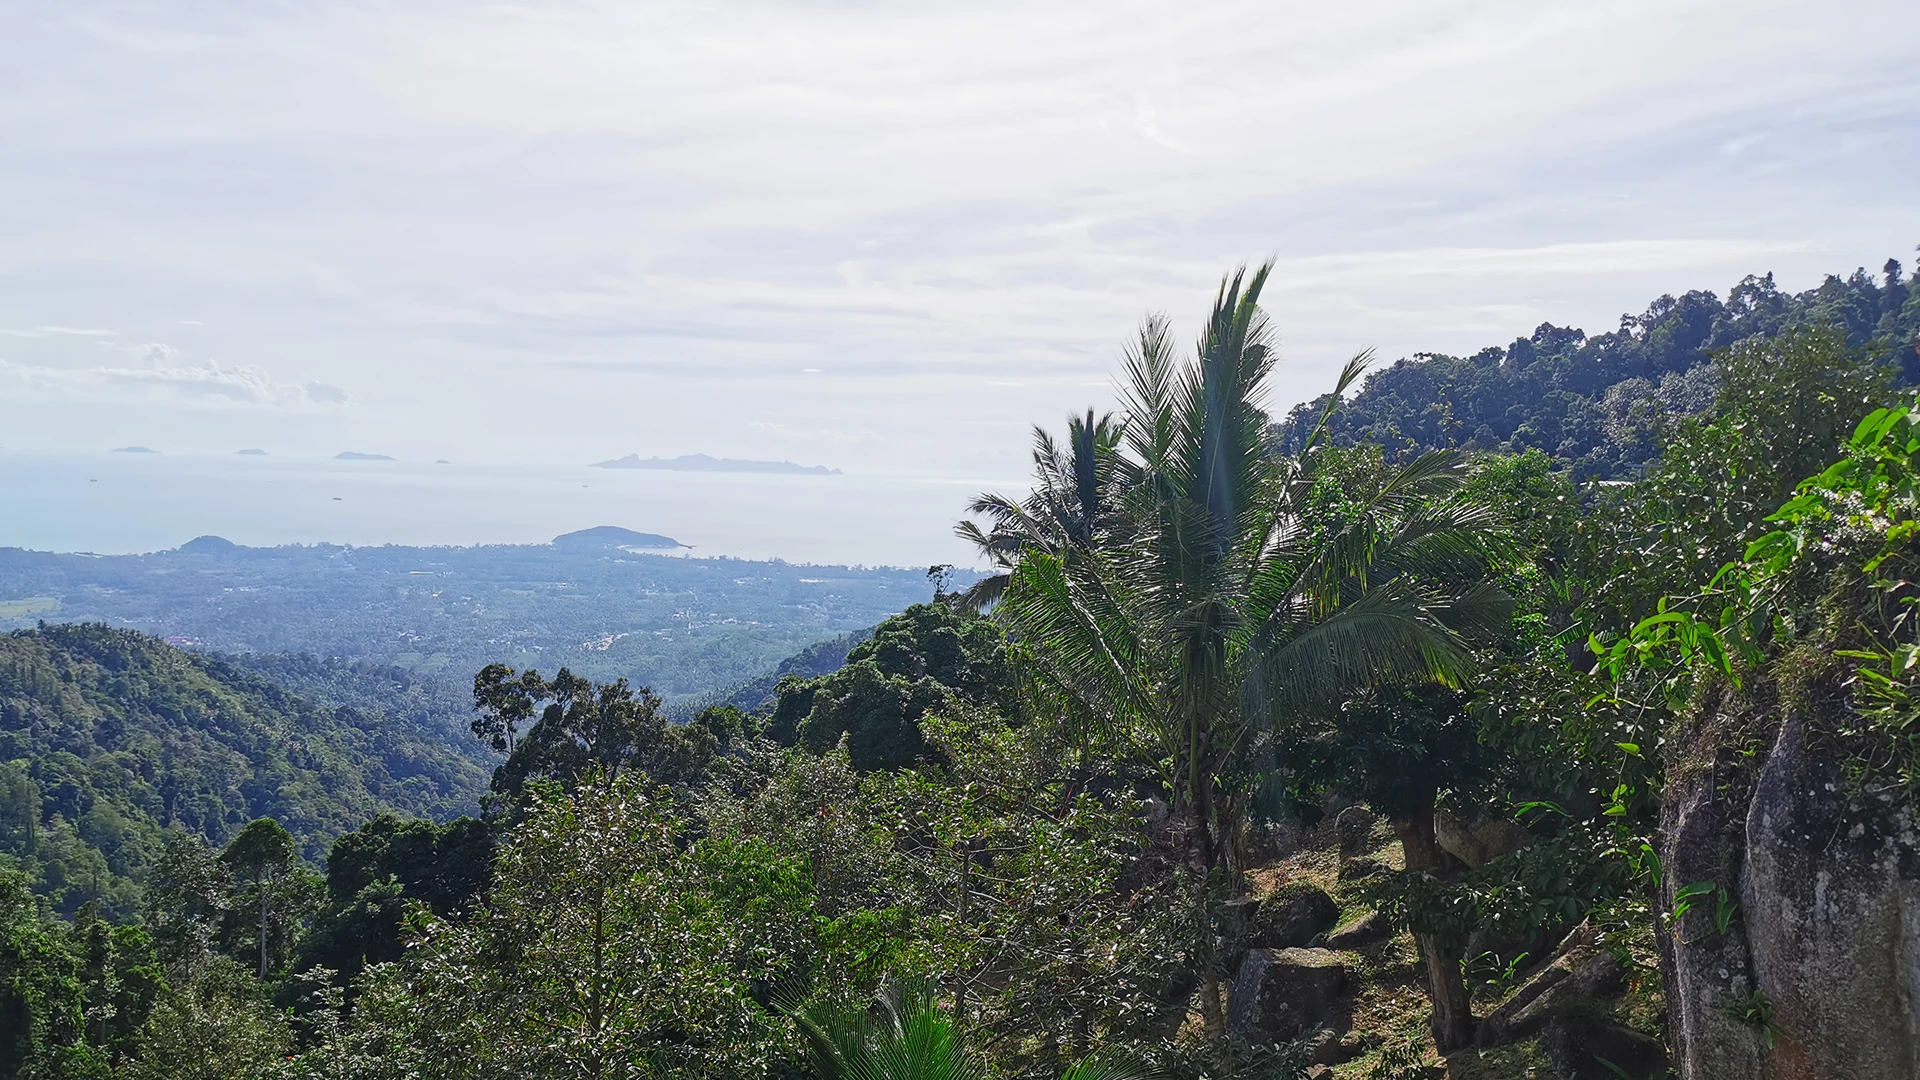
1661;686;1920;1079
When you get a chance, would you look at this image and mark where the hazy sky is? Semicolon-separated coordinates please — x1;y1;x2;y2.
3;0;1918;482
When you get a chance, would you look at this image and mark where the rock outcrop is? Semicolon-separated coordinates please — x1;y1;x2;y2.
1226;947;1350;1043
1334;804;1378;856
1661;687;1920;1080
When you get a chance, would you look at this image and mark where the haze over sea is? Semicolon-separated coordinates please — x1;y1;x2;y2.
0;451;998;568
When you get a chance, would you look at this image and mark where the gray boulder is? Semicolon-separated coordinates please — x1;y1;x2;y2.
1248;883;1339;949
1662;690;1920;1079
1434;808;1535;868
1542;1016;1669;1080
1226;947;1350;1043
1334;804;1378;856
1476;925;1625;1048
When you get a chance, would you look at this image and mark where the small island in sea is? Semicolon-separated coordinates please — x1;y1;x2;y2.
110;446;157;454
551;526;683;550
235;449;269;456
178;535;240;554
590;452;841;475
335;451;396;461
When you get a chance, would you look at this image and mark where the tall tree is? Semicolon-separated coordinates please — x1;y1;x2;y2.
995;264;1509;1040
475;667;710;796
219;819;296;978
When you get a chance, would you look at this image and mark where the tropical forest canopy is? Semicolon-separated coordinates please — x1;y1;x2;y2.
2;252;1918;1080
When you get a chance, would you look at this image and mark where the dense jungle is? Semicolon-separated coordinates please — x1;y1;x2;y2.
4;253;1920;1080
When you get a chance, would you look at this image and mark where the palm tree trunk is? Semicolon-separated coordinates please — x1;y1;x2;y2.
1391;801;1474;1052
1189;798;1229;1042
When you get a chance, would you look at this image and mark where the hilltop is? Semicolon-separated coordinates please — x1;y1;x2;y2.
1275;260;1920;477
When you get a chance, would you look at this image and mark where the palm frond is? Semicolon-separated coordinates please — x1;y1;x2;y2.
1245;582;1476;719
1367;448;1470;514
952;572;1009;614
999;552;1155;735
791;998;871;1080
1295;349;1375;461
1120;313;1179;472
1428;578;1515;639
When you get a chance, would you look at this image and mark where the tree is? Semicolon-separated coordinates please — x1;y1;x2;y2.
394;773;812;1079
0;872;161;1078
218;818;297;979
995;264;1509;1041
0;869;86;1079
122;955;290;1080
297;814;491;985
956;409;1124;612
474;667;728;797
771;603;1016;771
143;833;227;974
72;905;162;1064
1292;685;1488;1047
705;701;1195;1070
1580;324;1897;639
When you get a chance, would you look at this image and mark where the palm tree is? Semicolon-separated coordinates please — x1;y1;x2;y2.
954;408;1124;612
793;979;1149;1080
993;263;1509;1041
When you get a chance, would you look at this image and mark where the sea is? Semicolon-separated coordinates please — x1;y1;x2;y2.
0;451;1010;568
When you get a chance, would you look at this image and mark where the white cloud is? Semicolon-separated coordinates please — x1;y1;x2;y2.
305;380;351;404
0;0;1914;476
0;326;116;338
0;356;350;408
131;342;181;365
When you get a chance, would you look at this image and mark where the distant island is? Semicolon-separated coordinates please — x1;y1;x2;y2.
178;535;240;554
335;451;396;461
235;449;269;456
110;446;156;454
590;453;842;475
551;526;683;550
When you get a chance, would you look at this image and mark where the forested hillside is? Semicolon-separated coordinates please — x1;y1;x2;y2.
7;256;1920;1080
1276;259;1920;476
694;626;873;714
0;624;490;916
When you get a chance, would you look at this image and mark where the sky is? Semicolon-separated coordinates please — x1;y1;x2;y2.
2;0;1919;487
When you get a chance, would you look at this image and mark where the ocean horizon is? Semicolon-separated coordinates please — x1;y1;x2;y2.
0;450;1009;568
